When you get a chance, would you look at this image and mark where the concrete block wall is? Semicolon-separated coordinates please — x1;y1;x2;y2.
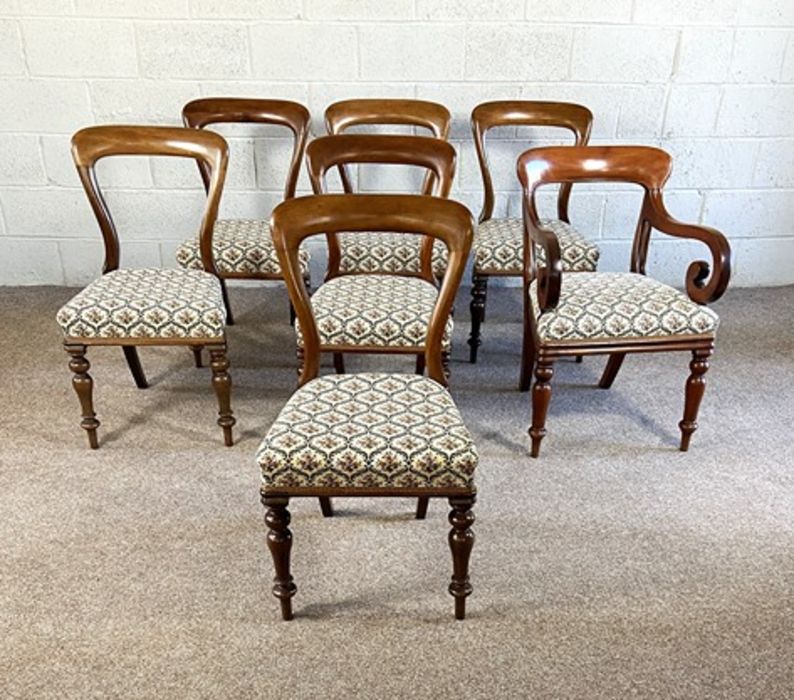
0;0;792;287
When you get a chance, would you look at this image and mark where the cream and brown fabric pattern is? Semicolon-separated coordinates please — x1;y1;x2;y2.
474;218;599;274
296;274;452;350
338;232;447;277
56;268;226;339
176;219;310;276
257;373;477;489
530;272;719;343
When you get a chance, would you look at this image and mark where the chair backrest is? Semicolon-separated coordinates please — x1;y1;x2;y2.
270;194;473;387
182;97;310;201
517;145;730;308
305;134;457;280
471;100;593;223
325;98;452;196
71;125;228;275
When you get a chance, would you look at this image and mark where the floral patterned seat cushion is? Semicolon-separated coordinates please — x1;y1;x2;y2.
338;232;447;277
176;218;310;276
530;272;719;343
56;268;226;339
474;218;599;275
256;373;477;490
296;274;452;351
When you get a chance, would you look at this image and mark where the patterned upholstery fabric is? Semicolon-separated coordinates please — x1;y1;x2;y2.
530;272;719;343
257;373;477;490
176;219;310;276
296;274;452;350
338;232;447;277
56;268;226;339
474;218;599;274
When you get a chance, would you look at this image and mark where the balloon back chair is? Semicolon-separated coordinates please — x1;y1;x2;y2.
517;145;731;457
177;97;311;327
324;98;452;277
256;193;477;620
57;125;235;448
468;100;600;363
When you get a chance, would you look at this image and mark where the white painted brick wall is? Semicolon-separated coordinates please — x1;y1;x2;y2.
0;0;792;289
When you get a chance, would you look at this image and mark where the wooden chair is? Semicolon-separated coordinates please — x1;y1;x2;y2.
518;146;731;457
257;193;477;620
176;98;311;327
57;125;236;448
303;133;457;379
468;101;600;363
324;98;452;277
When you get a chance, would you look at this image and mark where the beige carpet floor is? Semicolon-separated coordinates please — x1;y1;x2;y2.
1;283;792;699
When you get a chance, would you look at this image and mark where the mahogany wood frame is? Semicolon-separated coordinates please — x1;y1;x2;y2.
261;193;476;620
65;125;236;448
517;145;731;457
468;101;593;363
182;97;312;324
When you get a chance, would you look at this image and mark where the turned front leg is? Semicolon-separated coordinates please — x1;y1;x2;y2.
263;496;297;621
208;345;235;446
679;348;712;451
65;344;100;449
448;495;475;620
529;359;554;458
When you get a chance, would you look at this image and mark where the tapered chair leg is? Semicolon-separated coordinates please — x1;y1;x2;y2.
679;348;712;451
190;345;203;368
263;496;297;621
598;352;626;389
333;353;345;374
519;321;536;392
65;344;100;449
122;346;148;388
448;495;475;620
415;497;429;520
529;359;554;458
318;497;334;517
467;273;487;363
208;345;235;446
415;354;426;376
219;278;234;326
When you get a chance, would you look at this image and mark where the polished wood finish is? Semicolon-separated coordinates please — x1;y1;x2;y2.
517;145;730;456
468;101;593;363
66;125;235;447
261;194;476;619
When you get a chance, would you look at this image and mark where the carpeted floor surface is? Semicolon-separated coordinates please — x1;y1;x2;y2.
1;283;792;699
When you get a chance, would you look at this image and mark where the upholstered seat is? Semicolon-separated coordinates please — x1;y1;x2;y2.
296;274;452;350
176;218;310;276
530;272;719;343
256;373;477;490
474;218;599;274
338;231;447;277
57;268;226;339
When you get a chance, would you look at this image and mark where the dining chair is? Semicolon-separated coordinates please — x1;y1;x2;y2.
257;193;477;620
176;97;311;329
518;145;731;457
324;98;452;277
302;133;457;380
468;101;600;363
56;125;236;448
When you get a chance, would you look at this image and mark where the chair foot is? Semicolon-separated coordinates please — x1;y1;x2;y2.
318;497;334;517
66;344;100;449
575;355;583;364
263;496;297;621
415;497;429;520
209;345;235;446
598;352;626;389
679;348;711;451
122;346;148;388
448;495;475;620
467;273;487;363
190;345;203;369
529;359;554;458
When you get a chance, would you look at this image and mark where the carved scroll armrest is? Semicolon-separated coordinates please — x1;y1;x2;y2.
645;192;732;304
524;217;563;312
